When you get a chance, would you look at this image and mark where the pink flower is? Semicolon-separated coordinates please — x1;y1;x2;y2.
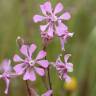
56;54;73;83
0;59;15;94
41;90;53;96
13;44;49;81
57;30;74;51
33;1;71;38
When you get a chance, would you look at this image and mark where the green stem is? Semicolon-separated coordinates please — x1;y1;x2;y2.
43;45;53;95
47;67;52;90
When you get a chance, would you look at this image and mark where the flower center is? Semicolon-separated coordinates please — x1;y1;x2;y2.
51;14;57;22
47;14;57;22
29;60;35;66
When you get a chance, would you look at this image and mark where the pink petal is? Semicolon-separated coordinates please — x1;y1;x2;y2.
59;22;68;30
23;70;36;81
66;63;73;72
63;74;71;83
4;78;10;94
40;23;49;32
64;54;71;63
40;4;47;15
33;15;45;23
13;63;25;75
59;12;71;20
47;26;54;37
54;3;63;14
37;60;49;68
55;26;66;36
35;67;45;76
29;44;37;57
43;1;52;13
42;90;53;96
36;50;46;60
13;54;23;62
1;59;11;72
20;45;28;57
59;21;68;31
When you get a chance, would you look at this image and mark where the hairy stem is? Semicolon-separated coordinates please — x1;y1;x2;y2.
26;80;31;96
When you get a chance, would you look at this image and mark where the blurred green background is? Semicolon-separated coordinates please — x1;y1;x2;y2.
0;0;96;96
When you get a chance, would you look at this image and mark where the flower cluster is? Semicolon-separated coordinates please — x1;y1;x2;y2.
33;1;74;83
33;1;74;50
0;1;74;96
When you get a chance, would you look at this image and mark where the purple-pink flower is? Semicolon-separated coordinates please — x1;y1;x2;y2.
57;30;74;51
56;54;73;83
0;59;15;94
13;44;49;81
41;90;53;96
33;1;71;38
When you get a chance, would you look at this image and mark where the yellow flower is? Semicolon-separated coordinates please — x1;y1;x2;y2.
64;77;77;92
